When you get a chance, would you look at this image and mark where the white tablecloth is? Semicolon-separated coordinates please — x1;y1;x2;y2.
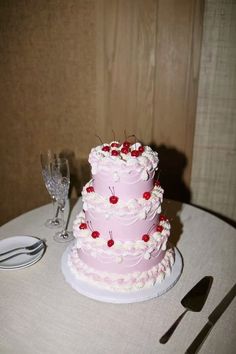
0;199;235;354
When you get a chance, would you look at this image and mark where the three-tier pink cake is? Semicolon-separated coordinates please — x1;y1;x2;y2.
68;140;174;292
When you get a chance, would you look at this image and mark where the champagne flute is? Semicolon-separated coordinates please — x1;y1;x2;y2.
50;157;74;243
40;151;63;228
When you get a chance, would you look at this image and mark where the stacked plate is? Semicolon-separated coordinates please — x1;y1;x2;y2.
0;235;46;270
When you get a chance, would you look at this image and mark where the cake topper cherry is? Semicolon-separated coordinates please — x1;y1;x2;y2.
86;186;94;193
121;146;130;154
123;141;131;149
109;187;119;204
111;142;120;148
141;224;155;242
87;221;100;238
138;145;145;153
91;231;100;238
79;222;87;230
160;214;167;221
142;234;150;242
110;130;120;148
111;149;119;156
156;224;164;233
143;191;151;200
131;150;140;157
122;131;131;149
107;231;114;247
102;145;110;152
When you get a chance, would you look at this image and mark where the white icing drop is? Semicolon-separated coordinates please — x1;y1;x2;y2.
140;169;149;181
116;256;123;264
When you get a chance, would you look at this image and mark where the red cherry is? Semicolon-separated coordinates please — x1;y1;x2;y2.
131;150;140;157
111;142;120;148
86;186;94;193
156;225;164;233
109;195;119;204
143;191;151;200
142;234;150;242
121;147;129;154
102;145;110;152
79;223;87;229
107;239;114;247
160;214;167;221
123;141;131;148
138;146;145;153
111;150;119;156
91;231;100;238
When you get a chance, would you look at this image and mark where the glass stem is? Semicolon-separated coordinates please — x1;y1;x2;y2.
52;198;56;220
52;200;60;223
60;203;66;234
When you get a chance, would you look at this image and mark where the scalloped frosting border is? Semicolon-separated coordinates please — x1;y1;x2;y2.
68;248;175;292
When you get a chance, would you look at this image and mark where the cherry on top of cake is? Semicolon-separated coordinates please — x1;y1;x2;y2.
88;141;159;176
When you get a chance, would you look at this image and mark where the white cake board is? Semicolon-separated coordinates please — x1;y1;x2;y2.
61;243;183;304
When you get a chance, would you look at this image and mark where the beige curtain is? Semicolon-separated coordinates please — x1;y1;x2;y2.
191;0;236;223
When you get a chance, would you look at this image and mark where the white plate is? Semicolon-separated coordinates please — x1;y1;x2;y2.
0;236;45;270
61;243;183;304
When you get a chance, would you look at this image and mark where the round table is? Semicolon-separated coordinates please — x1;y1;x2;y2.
0;199;235;354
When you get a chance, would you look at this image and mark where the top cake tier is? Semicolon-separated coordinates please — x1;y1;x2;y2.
88;141;159;201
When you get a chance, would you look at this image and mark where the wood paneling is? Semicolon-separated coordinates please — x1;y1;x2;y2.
95;0;157;143
96;0;204;187
154;0;204;185
0;0;204;225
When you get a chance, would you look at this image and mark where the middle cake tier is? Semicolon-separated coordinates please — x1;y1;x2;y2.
81;180;164;242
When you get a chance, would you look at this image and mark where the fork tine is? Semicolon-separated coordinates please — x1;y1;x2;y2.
30;244;45;255
27;240;43;250
0;244;45;263
0;239;43;258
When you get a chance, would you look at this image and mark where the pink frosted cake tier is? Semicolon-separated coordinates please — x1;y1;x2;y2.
69;141;175;292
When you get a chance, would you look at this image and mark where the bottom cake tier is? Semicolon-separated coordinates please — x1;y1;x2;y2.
68;245;175;292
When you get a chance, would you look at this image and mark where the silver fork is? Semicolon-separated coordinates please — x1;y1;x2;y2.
0;239;44;258
0;244;45;263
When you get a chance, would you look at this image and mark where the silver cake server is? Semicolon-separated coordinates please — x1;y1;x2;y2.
160;276;213;344
186;282;236;353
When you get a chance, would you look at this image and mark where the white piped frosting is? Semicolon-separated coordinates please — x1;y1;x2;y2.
82;180;164;220
68;248;174;292
69;141;174;293
89;143;159;181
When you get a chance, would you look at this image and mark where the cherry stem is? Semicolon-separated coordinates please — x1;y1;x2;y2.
87;220;93;231
112;129;116;142
95;134;103;145
109;231;113;240
109;186;115;195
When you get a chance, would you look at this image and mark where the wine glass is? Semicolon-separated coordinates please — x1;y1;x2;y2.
40;151;63;228
50;157;74;243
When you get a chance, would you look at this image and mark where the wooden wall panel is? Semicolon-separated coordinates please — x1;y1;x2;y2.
95;0;157;143
154;0;204;186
